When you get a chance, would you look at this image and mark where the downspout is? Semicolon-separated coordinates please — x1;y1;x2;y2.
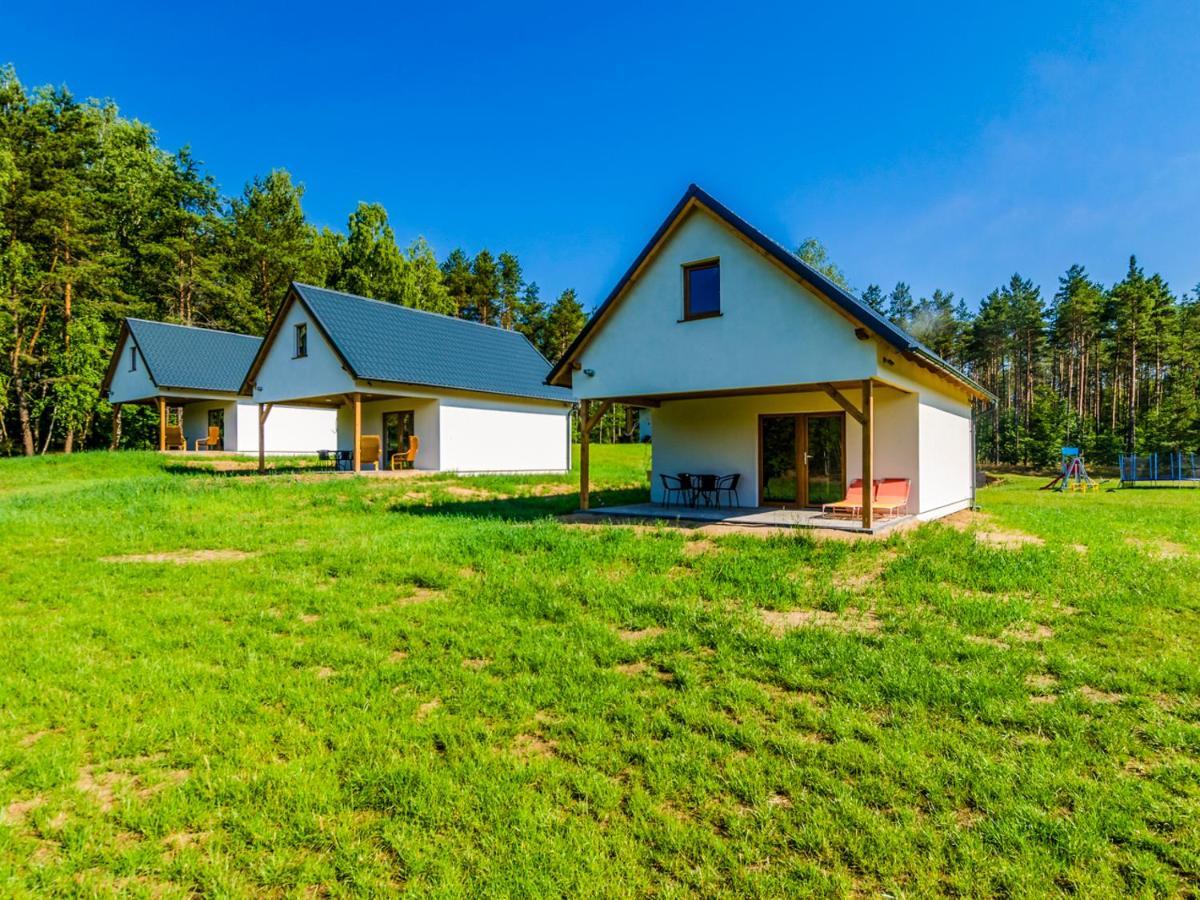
970;402;979;511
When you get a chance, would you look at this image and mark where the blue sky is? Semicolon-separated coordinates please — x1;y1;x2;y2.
6;1;1200;311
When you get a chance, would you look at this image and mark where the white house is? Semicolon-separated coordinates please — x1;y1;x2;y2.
546;185;994;529
241;283;573;473
102;318;337;453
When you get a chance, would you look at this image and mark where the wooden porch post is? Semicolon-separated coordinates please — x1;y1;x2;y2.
353;393;362;474
861;379;874;530
157;397;166;452
579;400;590;510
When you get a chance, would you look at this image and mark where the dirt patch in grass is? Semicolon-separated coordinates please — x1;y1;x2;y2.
75;765;189;812
163;831;209;853
462;657;490;670
1030;694;1058;705
944;510;1045;549
101;549;258;564
1026;673;1059;692
1006;624;1054;642
1125;537;1193;559
398;587;442;605
965;634;1009;649
767;792;792;809
615;661;649;676
759;607;881;636
388;650;408;662
617;626;665;643
415;698;441;720
1079;686;1123;704
314;666;336;679
3;795;45;825
19;729;59;748
683;538;716;557
511;733;557;760
444;485;491;500
299;614;321;624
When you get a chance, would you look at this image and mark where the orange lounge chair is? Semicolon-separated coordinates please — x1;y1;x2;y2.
873;478;911;518
358;435;382;471
390;435;420;470
822;478;866;518
163;424;186;451
195;425;221;452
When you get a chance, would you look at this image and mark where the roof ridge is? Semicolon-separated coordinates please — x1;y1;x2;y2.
293;283;531;339
126;318;262;341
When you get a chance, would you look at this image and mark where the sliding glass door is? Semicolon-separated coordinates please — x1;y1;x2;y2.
759;413;845;507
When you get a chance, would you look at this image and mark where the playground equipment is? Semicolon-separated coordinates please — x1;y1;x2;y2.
1041;447;1100;492
1119;451;1200;485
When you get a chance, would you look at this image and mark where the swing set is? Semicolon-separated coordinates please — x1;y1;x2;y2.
1040;447;1100;492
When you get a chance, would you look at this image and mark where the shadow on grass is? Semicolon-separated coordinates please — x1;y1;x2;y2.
162;461;343;478
387;487;651;522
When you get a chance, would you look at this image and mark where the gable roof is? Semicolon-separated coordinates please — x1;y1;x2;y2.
546;184;993;402
101;318;262;395
243;283;571;404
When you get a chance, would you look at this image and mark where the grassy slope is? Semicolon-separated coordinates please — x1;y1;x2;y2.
0;449;1196;896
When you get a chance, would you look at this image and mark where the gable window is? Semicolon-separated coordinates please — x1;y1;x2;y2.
294;322;308;358
683;260;720;320
129;346;137;371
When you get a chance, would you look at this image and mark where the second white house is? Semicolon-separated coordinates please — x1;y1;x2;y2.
242;283;573;473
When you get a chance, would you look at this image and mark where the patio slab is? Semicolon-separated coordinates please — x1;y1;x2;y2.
579;503;913;535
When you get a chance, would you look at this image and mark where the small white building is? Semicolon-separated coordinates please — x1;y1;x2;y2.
102;319;337;453
547;185;994;529
241;283;573;473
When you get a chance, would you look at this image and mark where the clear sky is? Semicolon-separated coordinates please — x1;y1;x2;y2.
6;1;1199;311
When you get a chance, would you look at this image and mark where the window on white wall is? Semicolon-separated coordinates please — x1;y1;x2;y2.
683;259;720;320
129;346;137;371
294;322;308;358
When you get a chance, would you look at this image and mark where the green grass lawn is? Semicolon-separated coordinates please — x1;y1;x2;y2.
0;448;1197;896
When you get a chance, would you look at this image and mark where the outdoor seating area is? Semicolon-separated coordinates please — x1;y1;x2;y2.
659;473;741;508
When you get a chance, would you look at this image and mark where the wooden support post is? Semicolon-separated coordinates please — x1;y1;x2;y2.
579;399;590;510
353;393;362;474
861;379;874;530
157;396;166;452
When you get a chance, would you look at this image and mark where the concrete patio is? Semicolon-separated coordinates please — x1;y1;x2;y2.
580;502;914;535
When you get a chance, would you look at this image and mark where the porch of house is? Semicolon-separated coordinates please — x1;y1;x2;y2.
576;501;913;535
578;377;920;532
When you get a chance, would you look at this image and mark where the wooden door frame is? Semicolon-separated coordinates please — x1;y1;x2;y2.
757;411;847;508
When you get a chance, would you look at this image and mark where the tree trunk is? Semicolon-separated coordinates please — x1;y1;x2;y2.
13;373;36;456
1126;339;1137;452
110;404;123;450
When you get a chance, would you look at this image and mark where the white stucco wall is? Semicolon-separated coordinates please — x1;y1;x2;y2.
439;397;570;473
240;403;338;455
648;387;922;510
917;399;974;519
573;207;878;400
107;335;159;404
250;298;355;404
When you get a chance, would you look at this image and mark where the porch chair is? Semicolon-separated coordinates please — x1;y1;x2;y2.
358;435;382;471
821;478;866;519
195;425;221;452
163;424;186;451
659;473;687;506
716;473;741;507
391;435;421;471
872;478;911;518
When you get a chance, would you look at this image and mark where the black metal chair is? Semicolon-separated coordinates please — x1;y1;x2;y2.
659;474;687;506
676;473;697;507
716;473;741;507
695;473;719;507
